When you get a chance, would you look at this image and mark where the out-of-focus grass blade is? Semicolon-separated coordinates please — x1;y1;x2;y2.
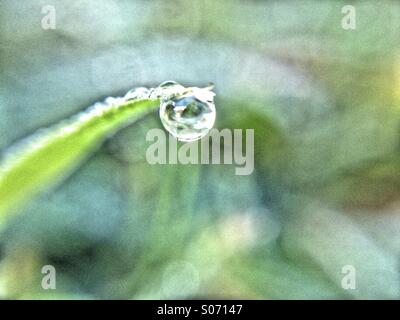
0;97;160;224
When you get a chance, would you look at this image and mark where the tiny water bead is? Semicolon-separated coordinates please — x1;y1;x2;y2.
124;87;150;101
158;82;216;142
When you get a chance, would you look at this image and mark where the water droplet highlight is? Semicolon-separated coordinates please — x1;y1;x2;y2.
124;87;150;101
158;82;216;142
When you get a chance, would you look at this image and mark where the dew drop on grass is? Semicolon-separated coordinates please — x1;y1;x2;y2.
158;81;216;142
124;87;150;100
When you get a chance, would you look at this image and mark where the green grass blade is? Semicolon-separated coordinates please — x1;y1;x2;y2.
0;97;160;223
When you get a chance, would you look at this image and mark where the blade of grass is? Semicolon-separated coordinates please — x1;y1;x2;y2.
0;97;160;224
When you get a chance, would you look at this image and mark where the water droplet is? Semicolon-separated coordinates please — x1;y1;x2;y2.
159;80;179;88
124;87;150;101
159;83;216;142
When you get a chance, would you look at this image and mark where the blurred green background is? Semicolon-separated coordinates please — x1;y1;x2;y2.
0;0;399;299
